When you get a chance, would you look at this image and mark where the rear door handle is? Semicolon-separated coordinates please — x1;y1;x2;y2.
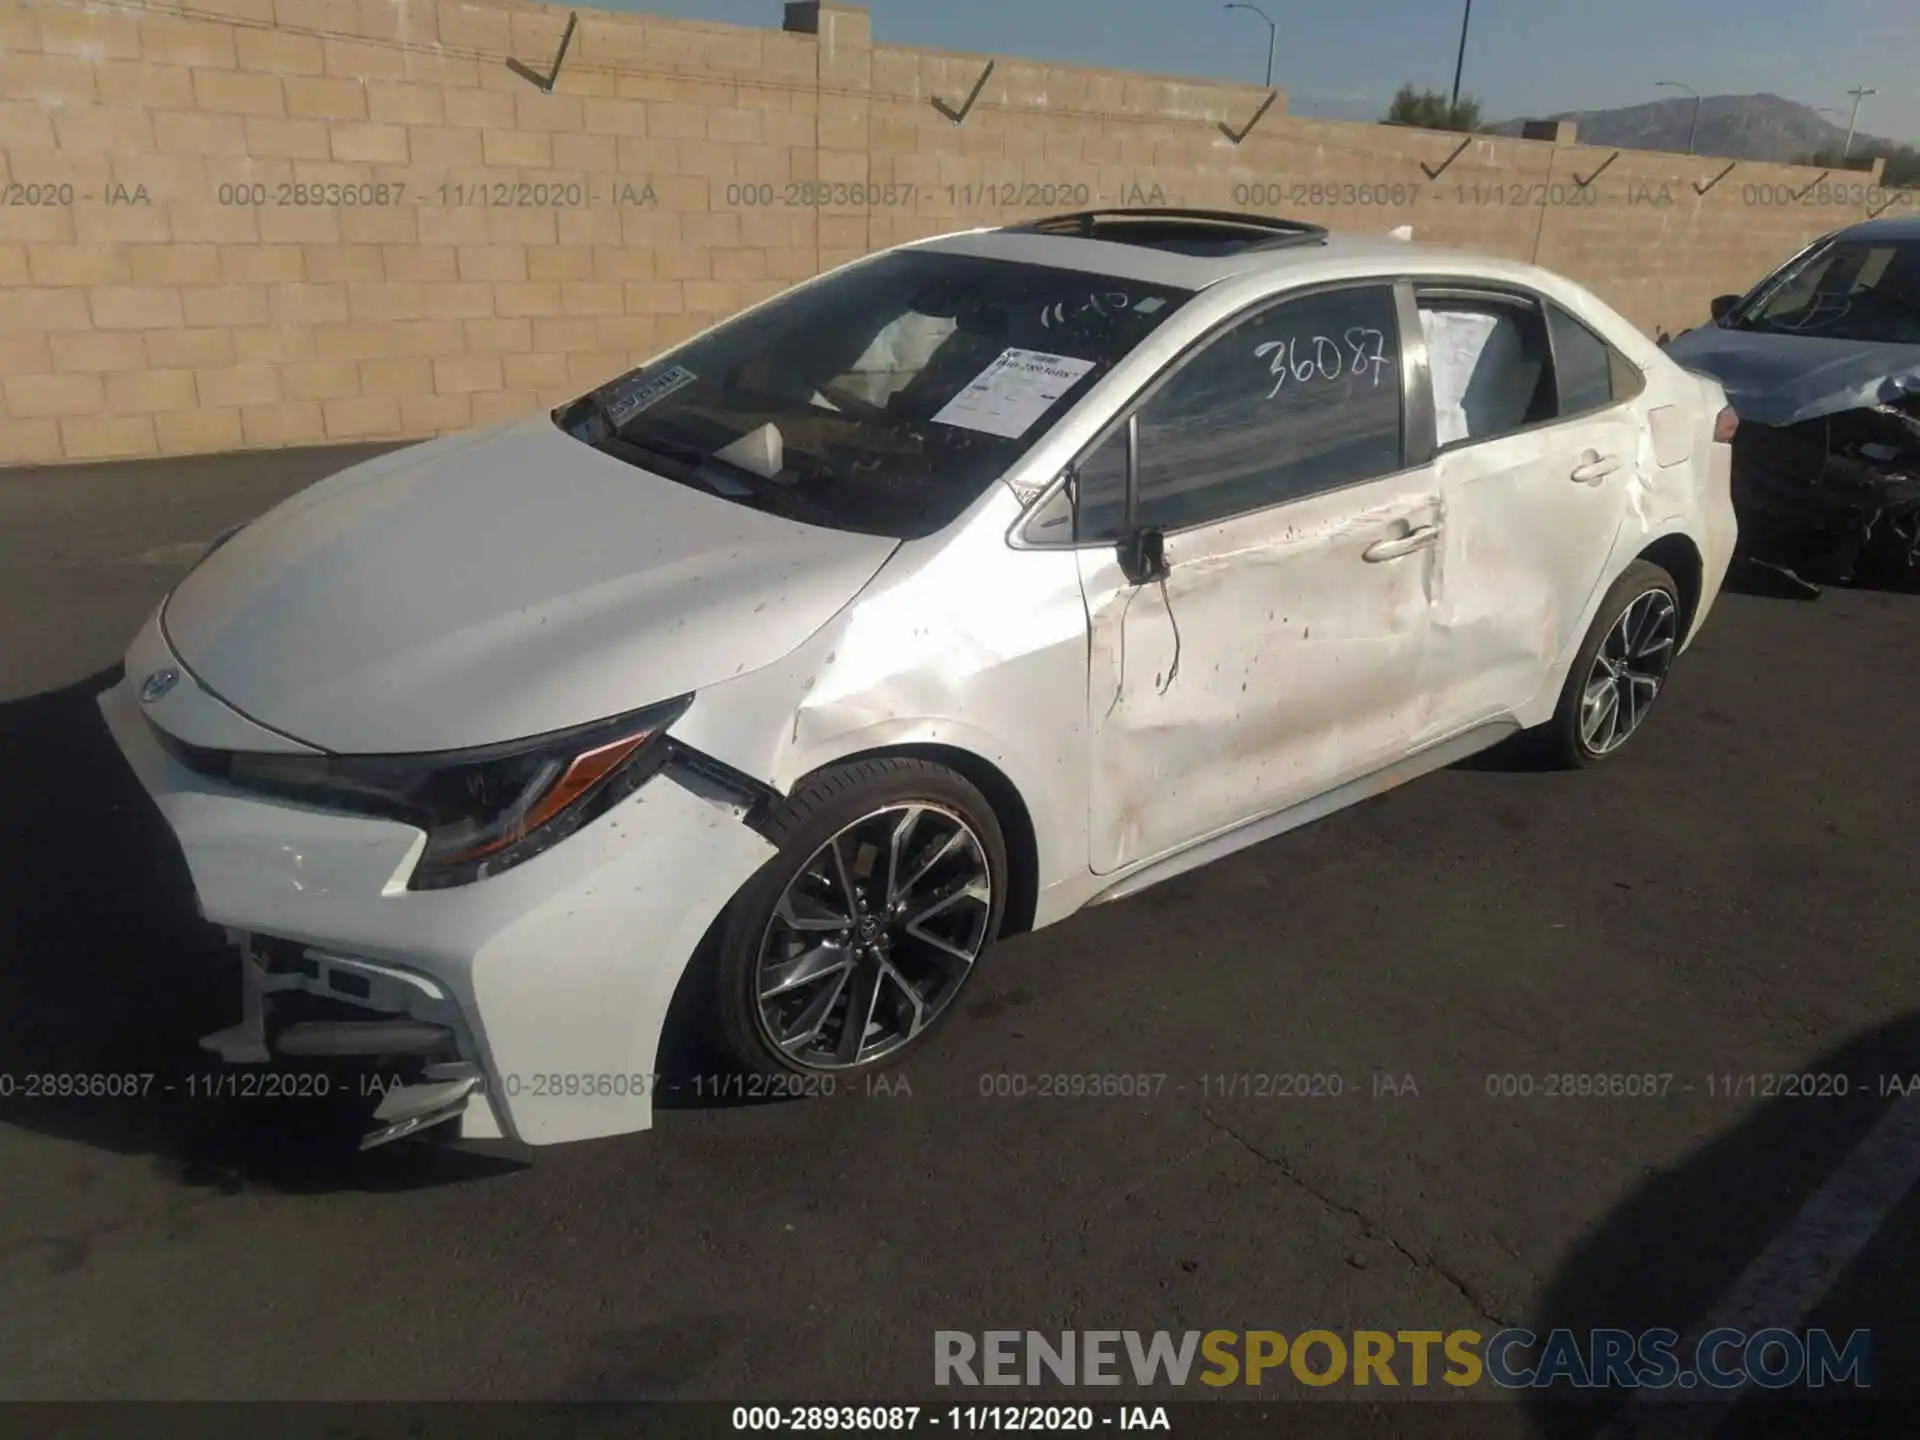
1362;524;1441;562
1571;451;1622;484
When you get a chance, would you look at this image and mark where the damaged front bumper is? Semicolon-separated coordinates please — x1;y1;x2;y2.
1731;397;1920;591
99;652;781;1152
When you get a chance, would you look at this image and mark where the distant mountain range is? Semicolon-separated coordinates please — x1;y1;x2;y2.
1485;93;1912;164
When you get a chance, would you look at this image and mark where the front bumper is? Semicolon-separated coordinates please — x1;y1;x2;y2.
98;639;779;1149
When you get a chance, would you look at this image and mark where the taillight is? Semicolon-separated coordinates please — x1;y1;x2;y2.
1713;405;1739;444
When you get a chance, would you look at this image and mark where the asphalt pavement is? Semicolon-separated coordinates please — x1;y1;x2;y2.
0;446;1917;1433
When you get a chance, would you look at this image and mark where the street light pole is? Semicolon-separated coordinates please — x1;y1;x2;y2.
1842;86;1876;160
1655;80;1700;155
1222;3;1276;89
1450;0;1472;110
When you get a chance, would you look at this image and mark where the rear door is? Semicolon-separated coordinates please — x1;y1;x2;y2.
1413;285;1643;732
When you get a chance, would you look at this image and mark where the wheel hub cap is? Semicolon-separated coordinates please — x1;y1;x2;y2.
1579;587;1678;756
753;803;992;1071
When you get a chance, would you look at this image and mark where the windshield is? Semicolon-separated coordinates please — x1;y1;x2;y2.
553;250;1193;539
1731;237;1920;345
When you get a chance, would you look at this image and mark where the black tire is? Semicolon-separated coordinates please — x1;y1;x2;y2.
711;757;1009;1079
1537;559;1684;769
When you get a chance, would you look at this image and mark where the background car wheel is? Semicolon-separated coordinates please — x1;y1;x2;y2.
711;758;1009;1079
1539;559;1683;769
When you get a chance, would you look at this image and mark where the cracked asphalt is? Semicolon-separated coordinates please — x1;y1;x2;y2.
1;447;1917;1425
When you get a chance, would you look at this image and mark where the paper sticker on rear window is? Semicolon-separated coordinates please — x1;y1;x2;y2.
931;348;1098;439
602;365;696;427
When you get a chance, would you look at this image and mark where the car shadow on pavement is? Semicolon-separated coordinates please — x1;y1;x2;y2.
0;667;523;1193
1521;1011;1920;1439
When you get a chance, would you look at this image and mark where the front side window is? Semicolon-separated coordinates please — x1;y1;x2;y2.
1729;238;1920;344
1075;284;1405;539
553;251;1193;540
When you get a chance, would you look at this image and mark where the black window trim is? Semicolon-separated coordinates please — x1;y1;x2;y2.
1408;279;1646;459
1012;275;1426;549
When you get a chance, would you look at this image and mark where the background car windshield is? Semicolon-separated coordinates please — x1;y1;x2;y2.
1734;238;1920;344
555;251;1193;539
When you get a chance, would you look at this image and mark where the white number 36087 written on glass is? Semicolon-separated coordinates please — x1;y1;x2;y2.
1254;326;1391;397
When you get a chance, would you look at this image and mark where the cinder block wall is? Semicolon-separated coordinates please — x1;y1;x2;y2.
0;0;1899;465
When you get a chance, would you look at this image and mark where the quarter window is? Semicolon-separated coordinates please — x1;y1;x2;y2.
1075;284;1405;539
1547;303;1642;413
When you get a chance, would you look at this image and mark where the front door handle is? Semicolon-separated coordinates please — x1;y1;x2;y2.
1362;524;1441;562
1571;450;1622;484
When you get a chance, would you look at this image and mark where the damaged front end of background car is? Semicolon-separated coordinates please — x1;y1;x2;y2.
1660;221;1920;597
1731;381;1920;595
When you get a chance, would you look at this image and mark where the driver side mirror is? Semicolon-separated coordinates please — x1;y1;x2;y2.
1117;527;1167;586
1709;294;1740;322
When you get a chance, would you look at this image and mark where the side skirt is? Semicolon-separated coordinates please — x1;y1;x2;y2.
1085;719;1520;908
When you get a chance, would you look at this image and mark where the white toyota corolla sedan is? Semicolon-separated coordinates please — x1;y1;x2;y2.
101;209;1738;1150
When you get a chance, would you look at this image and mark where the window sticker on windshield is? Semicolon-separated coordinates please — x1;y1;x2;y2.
1133;296;1168;314
931;348;1098;439
601;365;696;427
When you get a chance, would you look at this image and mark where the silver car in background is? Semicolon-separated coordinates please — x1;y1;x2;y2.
1664;215;1920;591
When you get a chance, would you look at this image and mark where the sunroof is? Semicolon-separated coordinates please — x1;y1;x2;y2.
1005;208;1330;257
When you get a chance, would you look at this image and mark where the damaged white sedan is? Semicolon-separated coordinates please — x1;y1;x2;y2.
101;208;1738;1150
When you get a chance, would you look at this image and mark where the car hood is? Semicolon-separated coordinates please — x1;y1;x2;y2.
1662;324;1920;428
161;415;900;754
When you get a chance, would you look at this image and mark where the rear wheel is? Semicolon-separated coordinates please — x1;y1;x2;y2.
1538;559;1683;768
711;758;1008;1078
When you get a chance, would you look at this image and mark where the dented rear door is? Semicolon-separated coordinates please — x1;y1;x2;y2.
1416;292;1641;731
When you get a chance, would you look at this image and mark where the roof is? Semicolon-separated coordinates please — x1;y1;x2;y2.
909;211;1521;291
903;207;1664;368
1836;212;1920;242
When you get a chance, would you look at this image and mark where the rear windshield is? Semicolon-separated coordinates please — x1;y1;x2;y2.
554;250;1193;540
1731;237;1920;345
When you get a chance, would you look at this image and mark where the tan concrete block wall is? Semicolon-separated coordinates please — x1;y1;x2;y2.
0;0;1908;465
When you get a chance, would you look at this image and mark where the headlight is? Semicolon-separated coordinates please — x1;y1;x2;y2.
217;695;693;890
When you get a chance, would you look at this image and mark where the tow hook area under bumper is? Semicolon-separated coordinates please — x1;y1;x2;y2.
203;935;498;1151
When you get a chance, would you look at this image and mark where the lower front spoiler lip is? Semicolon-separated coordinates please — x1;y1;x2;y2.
361;1073;483;1151
202;934;498;1151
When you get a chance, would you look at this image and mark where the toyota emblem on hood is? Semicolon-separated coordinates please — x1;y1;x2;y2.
139;668;180;703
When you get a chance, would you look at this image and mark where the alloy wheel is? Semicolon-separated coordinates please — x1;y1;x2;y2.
1579;588;1678;756
753;803;993;1070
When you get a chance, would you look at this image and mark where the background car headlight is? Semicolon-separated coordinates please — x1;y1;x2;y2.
218;695;694;889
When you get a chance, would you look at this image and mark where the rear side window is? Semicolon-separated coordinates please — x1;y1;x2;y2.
1418;291;1643;448
1418;297;1555;447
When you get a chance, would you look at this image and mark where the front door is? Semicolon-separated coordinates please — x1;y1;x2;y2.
1071;281;1444;874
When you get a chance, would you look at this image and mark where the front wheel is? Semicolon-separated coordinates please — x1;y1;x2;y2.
710;758;1008;1079
1538;559;1684;768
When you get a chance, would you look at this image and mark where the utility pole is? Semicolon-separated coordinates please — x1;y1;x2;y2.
1655;81;1701;155
1842;86;1876;161
1450;0;1472;110
1223;3;1276;89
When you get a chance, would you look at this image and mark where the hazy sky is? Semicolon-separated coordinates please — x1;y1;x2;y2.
595;0;1919;143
